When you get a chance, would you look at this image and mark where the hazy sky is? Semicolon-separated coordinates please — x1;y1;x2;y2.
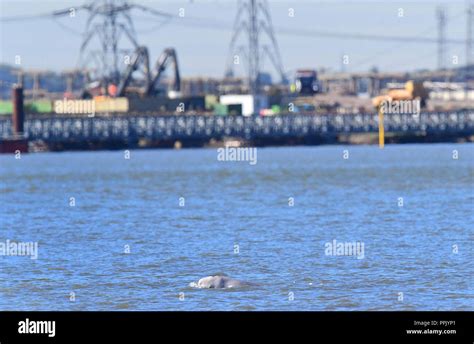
0;0;469;79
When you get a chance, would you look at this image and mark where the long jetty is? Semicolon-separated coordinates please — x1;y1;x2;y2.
0;111;473;150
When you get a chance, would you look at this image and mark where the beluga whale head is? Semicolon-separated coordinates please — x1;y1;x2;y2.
190;275;253;289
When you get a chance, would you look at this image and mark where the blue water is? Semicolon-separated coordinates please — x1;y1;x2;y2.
0;144;473;310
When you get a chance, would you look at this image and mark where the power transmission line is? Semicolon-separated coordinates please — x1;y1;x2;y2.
350;9;467;71
1;7;466;45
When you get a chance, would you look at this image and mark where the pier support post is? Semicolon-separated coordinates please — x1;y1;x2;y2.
0;86;28;153
12;86;24;135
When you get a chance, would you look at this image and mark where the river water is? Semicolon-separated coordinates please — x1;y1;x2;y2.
0;144;472;310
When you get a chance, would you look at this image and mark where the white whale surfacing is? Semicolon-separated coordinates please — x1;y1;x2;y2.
189;275;250;289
